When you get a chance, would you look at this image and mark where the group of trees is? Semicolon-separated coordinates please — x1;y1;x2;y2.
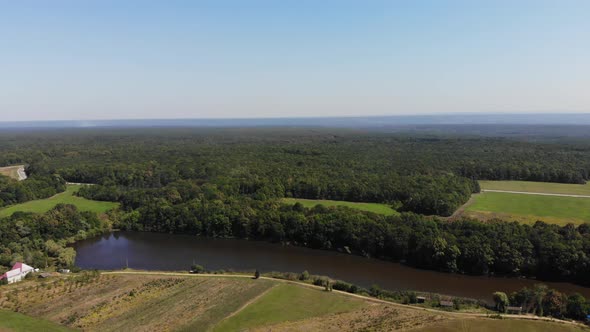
2;128;590;217
0;204;109;273
0;173;66;208
494;285;590;320
78;178;590;287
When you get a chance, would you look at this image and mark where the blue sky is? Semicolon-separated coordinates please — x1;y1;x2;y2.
1;0;589;121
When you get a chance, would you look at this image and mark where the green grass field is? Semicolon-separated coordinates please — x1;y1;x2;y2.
465;192;590;225
0;184;118;218
282;198;398;216
213;283;364;331
0;310;74;332
480;180;590;196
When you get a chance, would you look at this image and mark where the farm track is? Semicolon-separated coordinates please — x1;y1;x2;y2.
481;189;590;198
102;271;589;329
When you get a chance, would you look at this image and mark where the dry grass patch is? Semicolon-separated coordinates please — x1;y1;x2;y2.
0;274;274;332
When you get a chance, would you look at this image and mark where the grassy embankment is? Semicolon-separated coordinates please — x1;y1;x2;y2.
462;181;590;225
0;184;118;218
0;272;586;331
0;310;74;332
282;198;398;216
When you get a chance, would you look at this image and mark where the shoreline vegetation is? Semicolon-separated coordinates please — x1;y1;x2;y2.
1;269;588;331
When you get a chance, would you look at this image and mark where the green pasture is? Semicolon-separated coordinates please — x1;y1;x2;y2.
466;192;590;225
0;310;73;332
282;198;397;216
479;180;590;196
0;184;118;218
214;283;364;331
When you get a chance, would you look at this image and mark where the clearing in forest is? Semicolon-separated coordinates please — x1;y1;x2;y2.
282;198;398;216
479;180;590;196
464;191;590;225
0;184;118;218
0;165;26;181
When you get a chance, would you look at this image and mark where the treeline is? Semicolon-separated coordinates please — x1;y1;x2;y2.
0;205;109;273
494;285;590;321
80;180;590;286
0;173;66;208
1;129;590;216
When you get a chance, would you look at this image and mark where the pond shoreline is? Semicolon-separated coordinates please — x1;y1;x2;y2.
72;231;590;302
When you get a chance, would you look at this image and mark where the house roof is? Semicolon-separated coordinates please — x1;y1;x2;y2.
11;262;34;272
1;262;35;280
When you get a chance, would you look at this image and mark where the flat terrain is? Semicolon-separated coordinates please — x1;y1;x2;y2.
0;165;25;181
282;198;398;216
480;180;590;196
214;283;364;331
0;310;73;332
0;185;118;218
464;192;590;225
0;272;586;331
415;318;586;332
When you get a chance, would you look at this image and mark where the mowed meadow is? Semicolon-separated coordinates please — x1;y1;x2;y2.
282;198;398;216
0;272;584;332
461;181;590;225
0;184;118;218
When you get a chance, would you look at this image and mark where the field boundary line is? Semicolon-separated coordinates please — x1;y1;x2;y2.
215;283;278;326
481;189;590;198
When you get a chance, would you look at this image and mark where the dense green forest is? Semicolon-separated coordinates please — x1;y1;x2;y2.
0;174;65;208
0;204;108;275
2;128;590;286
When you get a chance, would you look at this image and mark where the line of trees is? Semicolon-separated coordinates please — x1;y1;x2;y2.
494;285;590;320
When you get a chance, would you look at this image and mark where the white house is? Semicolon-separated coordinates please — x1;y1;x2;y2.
0;262;35;284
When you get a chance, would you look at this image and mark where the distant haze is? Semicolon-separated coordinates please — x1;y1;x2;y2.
3;114;590;129
1;1;589;121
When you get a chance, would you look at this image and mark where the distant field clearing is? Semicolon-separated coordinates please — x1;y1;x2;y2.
0;165;26;181
465;191;590;225
282;198;398;216
479;180;590;196
0;184;118;218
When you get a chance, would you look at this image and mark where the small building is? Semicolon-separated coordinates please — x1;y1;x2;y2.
439;300;454;307
0;262;35;284
506;306;522;314
416;296;427;303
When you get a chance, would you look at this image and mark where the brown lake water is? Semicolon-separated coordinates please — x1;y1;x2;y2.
73;231;590;302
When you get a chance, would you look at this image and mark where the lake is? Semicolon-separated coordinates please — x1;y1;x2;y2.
73;231;590;302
